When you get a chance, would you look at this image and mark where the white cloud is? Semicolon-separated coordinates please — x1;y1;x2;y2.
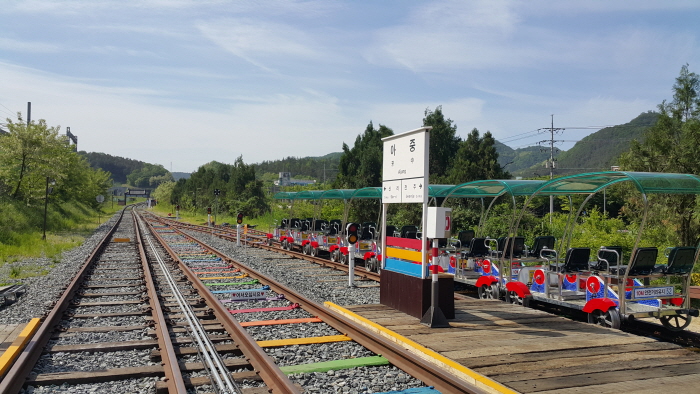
197;19;321;72
0;37;60;53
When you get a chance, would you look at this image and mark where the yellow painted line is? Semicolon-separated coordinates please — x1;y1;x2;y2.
385;247;423;262
324;302;519;394
256;334;351;348
0;318;42;377
199;274;248;280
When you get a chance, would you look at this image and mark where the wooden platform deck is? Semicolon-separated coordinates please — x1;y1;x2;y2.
0;325;24;353
342;297;700;394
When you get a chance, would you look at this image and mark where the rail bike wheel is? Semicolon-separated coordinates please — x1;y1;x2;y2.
339;253;347;265
330;250;339;262
302;244;309;255
280;240;288;250
267;238;273;246
659;314;692;331
508;291;525;305
478;283;499;299
310;247;318;257
366;257;378;272
588;308;621;329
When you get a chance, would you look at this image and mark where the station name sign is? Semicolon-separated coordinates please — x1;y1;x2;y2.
382;127;431;204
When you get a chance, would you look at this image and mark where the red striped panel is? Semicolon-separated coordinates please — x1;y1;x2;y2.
386;236;423;251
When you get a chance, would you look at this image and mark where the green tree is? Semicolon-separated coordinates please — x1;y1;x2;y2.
423;106;460;184
334;121;394;189
448;128;510;184
0;116;68;201
619;64;700;245
127;164;170;188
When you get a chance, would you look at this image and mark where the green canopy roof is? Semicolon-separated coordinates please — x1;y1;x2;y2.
437;179;546;199
533;171;700;196
272;191;297;200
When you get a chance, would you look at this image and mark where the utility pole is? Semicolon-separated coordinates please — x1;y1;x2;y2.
538;115;564;223
27;102;31;125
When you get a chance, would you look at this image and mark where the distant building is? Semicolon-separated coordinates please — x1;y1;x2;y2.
274;172;316;186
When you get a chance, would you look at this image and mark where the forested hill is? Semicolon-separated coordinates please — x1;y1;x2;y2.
495;112;658;177
81;152;145;184
554;111;658;174
252;152;342;182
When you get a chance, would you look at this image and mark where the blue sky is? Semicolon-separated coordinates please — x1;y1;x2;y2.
0;0;698;173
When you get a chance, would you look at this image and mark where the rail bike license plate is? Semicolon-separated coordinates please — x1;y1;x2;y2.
633;286;674;299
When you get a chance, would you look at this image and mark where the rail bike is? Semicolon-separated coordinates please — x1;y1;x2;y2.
424;180;552;301
269;188;387;270
505;171;700;330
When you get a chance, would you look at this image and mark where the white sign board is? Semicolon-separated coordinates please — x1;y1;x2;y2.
382;127;430;203
96;195;104;203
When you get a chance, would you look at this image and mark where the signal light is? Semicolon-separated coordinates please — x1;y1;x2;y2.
207;207;212;214
346;223;359;244
176;204;180;210
237;212;244;224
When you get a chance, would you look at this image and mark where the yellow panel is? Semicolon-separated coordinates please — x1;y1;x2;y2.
256;334;351;348
0;318;41;376
386;247;423;262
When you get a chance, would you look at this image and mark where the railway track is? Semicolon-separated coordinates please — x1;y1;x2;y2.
0;207;298;394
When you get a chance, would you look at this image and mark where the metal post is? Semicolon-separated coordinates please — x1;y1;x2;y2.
421;239;449;328
236;224;241;247
348;243;355;287
42;177;50;241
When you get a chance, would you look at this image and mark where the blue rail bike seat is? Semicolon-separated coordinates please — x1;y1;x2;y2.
466;238;489;258
455;230;475;248
612;247;658;276
300;218;312;231
313;219;328;232
360;222;377;240
400;225;418;238
325;219;342;236
559;248;591;273
594;246;623;271
498;237;525;258
664;246;696;275
528;236;555;258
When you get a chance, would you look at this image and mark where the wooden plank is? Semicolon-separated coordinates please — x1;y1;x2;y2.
507;362;700;393
535;373;700;394
75;300;144;306
29;365;163;384
57;325;147;334
454;342;682;369
79;291;143;297
48;339;158;353
440;335;652;359
151;343;242;358
490;351;699;382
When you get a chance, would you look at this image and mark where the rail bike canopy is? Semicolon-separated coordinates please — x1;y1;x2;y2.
527;171;700;197
436;179;547;201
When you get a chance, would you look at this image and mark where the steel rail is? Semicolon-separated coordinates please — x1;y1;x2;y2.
0;207;129;394
136;214;241;394
140;211;301;394
151;217;481;394
133;213;187;393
